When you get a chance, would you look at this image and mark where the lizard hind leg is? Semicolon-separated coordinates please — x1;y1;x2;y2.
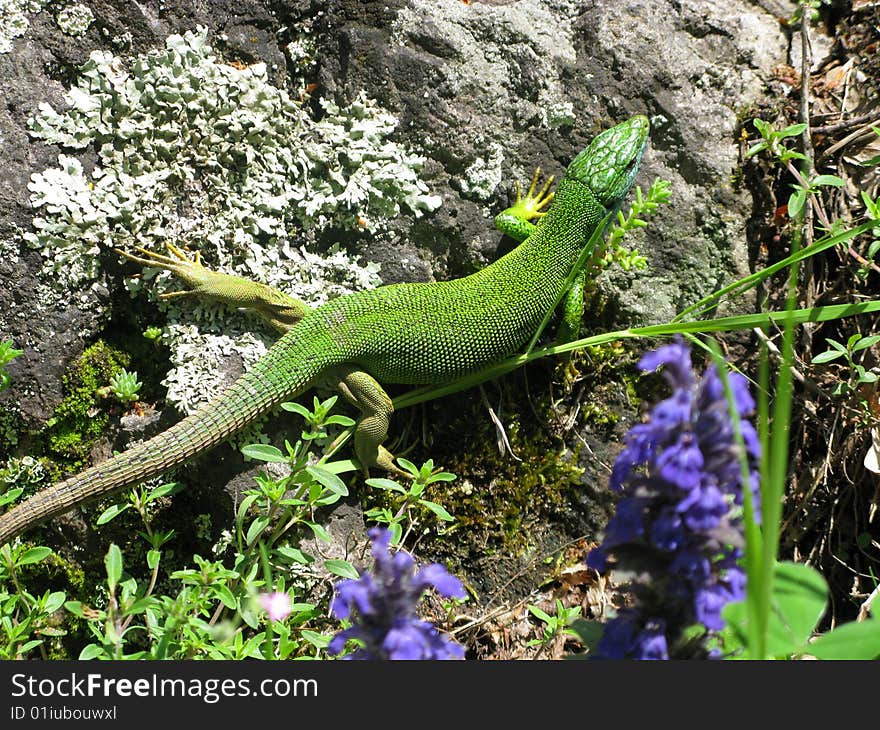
332;366;410;479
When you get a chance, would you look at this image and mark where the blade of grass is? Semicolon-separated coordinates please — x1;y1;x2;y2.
393;299;880;410
674;221;875;322
702;336;764;660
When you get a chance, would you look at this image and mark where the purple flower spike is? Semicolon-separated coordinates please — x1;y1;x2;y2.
589;338;759;660
329;528;466;660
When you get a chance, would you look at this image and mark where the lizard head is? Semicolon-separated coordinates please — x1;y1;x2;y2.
565;115;649;209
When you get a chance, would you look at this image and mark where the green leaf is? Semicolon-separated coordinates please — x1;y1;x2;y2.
777;122;807;139
43;591;66;615
96;503;130;525
0;487;23;508
305;465;348;497
811;174;845;187
528;605;553;624
766;561;828;657
245;516;270;547
105;544;123;592
236;493;259;525
144;482;182;503
306;521;331;543
280;401;311;418
300;629;330;649
365;477;406;493
118;596;151;616
64;601;85;618
788;188;807;218
752;118;771;136
277;546;312;565
807;618;880;660
241;444;287;462
214;584;238;610
419;500;455;522
17;547;52;565
324;559;359;580
852;335;880;351
317;459;359;475
812;350;846;364
146;550;161;570
396;457;419;476
745;141;767;159
79;644;105;660
17;639;44;655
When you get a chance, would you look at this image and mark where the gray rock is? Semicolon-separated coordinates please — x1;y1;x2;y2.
0;0;794;589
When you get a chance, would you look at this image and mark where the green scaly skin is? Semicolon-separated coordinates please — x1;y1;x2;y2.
0;116;649;544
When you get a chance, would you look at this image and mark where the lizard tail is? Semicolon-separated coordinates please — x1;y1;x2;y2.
0;327;335;545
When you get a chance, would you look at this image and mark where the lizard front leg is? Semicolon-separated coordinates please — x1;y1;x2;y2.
328;365;409;478
116;243;311;333
494;168;586;344
493;166;555;243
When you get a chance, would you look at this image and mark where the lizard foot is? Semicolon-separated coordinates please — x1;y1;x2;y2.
361;445;412;480
116;243;234;300
510;167;555;221
494;167;556;241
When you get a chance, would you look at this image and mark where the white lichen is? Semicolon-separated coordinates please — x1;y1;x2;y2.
539;90;575;129
1;455;47;490
0;0;46;54
459;142;505;200
56;2;92;37
1;1;94;53
25;27;438;413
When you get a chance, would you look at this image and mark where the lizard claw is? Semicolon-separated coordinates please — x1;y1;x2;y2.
512;167;555;221
116;242;219;298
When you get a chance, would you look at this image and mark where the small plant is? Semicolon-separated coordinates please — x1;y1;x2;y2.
0;542;67;659
746;118;845;231
107;368;142;405
0;339;23;392
142;326;163;342
812;332;880;396
603;178;672;271
859;190;880;277
527;599;581;649
365;459;456;544
280;394;355;445
61;395;462;660
747;119;808;166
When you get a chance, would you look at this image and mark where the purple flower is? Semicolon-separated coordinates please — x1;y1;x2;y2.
329;528;466;660
587;338;758;659
259;591;292;622
597;610;669;660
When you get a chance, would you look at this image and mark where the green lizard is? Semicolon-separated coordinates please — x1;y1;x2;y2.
0;115;649;544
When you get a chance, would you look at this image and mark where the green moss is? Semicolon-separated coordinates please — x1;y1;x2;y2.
0;408;21;454
374;341;645;564
384;387;585;553
42;340;130;474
